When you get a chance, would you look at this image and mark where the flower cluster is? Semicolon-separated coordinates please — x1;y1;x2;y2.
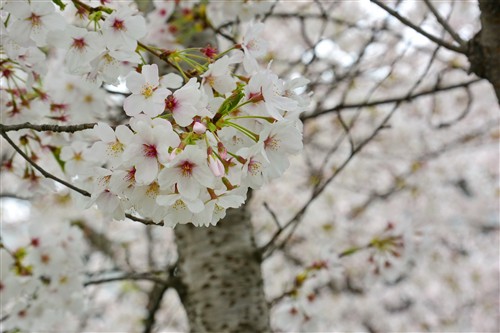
1;214;85;332
1;1;309;227
89;40;308;226
1;1;146;87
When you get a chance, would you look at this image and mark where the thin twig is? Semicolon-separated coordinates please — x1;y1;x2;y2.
370;0;466;54
301;79;482;120
84;272;169;286
263;202;281;230
423;0;465;46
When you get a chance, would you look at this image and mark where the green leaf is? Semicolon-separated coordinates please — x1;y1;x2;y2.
217;89;244;117
51;146;66;172
51;0;67;10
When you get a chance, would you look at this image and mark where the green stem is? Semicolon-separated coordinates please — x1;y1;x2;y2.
215;47;237;60
228;115;274;123
225;121;259;142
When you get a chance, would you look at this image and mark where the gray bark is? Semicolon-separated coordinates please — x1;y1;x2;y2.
174;203;270;333
468;0;500;102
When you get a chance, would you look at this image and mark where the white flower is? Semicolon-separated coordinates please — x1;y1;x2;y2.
4;1;65;47
158;145;215;200
241;22;268;73
164;78;203;127
122;118;180;185
87;168;125;221
129;181;168;222
53;26;105;74
90;122;134;167
60;141;93;176
201;55;237;96
237;142;270;189
102;7;146;52
208;155;225;177
193;188;247;226
157;191;205;227
259;120;303;179
87;50;139;86
124;64;170;117
245;69;298;120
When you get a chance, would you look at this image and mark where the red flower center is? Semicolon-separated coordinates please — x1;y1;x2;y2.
179;160;195;177
143;144;158;158
165;95;178;112
125;167;136;184
72;37;87;50
112;19;125;31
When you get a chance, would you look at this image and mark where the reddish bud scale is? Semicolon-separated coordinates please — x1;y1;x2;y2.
201;45;218;59
31;238;40;247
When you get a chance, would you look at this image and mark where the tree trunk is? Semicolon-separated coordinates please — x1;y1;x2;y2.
174;203;271;333
468;0;500;102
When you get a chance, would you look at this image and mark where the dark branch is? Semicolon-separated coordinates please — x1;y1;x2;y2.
301;79;482;121
370;0;466;54
0;122;96;133
84;272;169;286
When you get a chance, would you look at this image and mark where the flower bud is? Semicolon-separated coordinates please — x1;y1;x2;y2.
193;121;207;134
217;142;227;159
208;155;225;177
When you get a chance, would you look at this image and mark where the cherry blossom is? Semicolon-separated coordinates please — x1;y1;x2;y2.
54;25;105;74
158;145;215;200
240;22;268;73
124;64;170;117
89;122;134;167
102;7;147;52
201;55;237;96
122;118;180;185
3;0;65;47
164;78;204;127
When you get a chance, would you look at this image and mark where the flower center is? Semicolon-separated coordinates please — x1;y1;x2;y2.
125;167;136;184
179;160;195;177
248;159;262;175
107;140;124;156
141;84;154;98
264;135;279;151
142;144;158;158
112;18;126;31
165;95;178;111
146;182;160;198
71;37;87;50
28;13;42;28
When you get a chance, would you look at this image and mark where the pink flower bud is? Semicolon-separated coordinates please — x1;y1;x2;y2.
217;142;227;159
208;155;225;177
193;121;207;134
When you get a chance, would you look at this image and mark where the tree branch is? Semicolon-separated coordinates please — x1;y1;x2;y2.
0;122;96;133
301;79;481;121
423;0;465;47
84;272;169;286
370;0;466;54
